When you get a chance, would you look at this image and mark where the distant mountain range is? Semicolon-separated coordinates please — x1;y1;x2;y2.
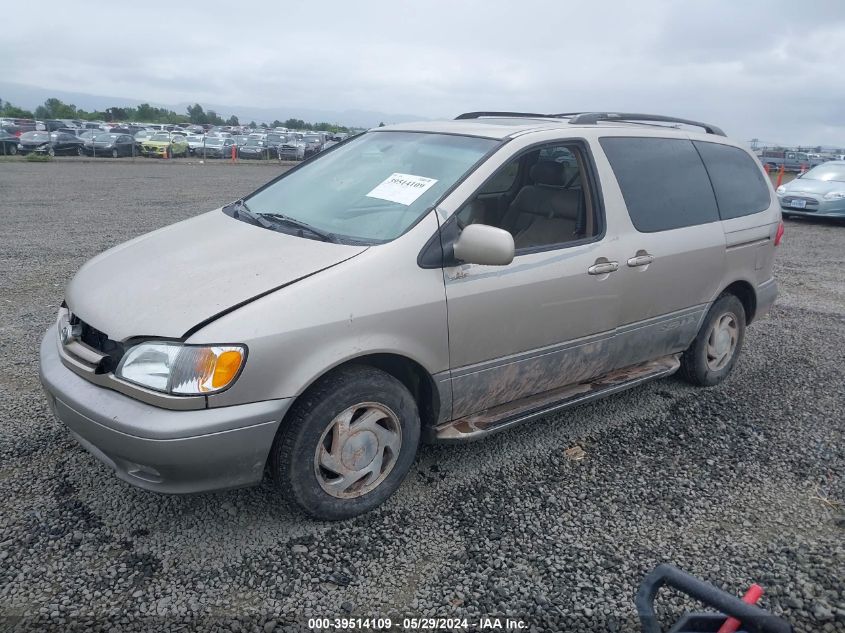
0;81;428;128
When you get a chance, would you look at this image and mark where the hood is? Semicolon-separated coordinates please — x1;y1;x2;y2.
66;210;368;341
143;140;172;147
785;178;845;195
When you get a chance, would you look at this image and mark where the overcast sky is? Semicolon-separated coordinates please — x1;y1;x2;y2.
3;0;845;146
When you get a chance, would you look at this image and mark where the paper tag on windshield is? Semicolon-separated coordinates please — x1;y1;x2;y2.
366;173;438;206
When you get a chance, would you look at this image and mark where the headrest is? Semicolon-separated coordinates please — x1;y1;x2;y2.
530;161;565;186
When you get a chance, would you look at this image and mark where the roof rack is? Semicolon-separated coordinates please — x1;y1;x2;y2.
564;112;726;136
455;111;726;136
455;111;552;120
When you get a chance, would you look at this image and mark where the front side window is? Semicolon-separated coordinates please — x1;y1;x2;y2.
600;137;719;232
454;143;599;250
244;131;497;243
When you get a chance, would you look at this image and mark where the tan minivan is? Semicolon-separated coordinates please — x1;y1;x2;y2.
40;112;781;519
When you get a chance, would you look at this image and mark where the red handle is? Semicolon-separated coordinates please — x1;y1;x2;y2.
717;584;764;633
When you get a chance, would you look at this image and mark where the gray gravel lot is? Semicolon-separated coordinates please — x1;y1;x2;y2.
0;161;843;632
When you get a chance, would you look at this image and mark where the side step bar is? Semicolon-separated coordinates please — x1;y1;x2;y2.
434;354;680;442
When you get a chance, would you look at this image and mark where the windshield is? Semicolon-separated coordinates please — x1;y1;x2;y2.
246;139;264;146
205;138;224;146
304;135;320;142
151;133;171;141
244;131;497;243
96;134;118;142
802;163;845;183
23;132;49;142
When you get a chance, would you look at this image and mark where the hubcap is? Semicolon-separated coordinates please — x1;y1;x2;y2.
706;312;738;371
314;402;402;499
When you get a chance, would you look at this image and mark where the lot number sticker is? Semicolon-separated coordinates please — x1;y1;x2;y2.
366;173;438;206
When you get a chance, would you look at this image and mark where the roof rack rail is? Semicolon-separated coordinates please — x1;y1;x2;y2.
565;112;726;136
455;111;552;120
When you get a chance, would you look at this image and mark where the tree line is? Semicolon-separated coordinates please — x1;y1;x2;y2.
0;97;353;132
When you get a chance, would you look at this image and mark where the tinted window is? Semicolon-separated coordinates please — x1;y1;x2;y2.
600;137;718;232
693;141;771;219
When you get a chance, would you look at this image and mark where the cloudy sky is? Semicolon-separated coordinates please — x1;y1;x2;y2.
3;0;845;146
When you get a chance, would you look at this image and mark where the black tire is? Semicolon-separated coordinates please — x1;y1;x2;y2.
47;146;55;157
270;365;420;520
782;212;792;219
679;294;746;387
77;147;84;156
111;148;118;158
9;144;17;155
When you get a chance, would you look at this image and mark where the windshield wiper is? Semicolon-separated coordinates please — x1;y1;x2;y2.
258;213;338;243
228;199;276;229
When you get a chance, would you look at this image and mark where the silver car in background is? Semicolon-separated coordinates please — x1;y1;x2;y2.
777;160;845;219
40;112;781;520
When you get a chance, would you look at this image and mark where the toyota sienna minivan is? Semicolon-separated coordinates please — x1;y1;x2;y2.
40;112;781;519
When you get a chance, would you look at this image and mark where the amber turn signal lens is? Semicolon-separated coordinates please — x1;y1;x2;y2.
211;349;244;389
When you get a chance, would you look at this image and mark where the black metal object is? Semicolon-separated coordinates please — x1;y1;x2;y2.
454;111;726;136
455;111;552;120
636;564;792;633
566;112;726;136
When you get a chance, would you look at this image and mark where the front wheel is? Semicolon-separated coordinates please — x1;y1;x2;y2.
270;365;420;520
47;146;55;157
111;148;119;158
679;294;746;387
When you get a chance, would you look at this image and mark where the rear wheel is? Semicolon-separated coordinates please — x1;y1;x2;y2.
77;147;84;156
680;294;746;387
9;144;17;155
270;365;420;520
47;146;55;157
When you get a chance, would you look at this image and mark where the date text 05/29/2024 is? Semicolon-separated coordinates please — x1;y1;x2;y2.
306;617;527;630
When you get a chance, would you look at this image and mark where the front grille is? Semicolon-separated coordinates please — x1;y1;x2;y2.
69;314;125;372
783;195;819;206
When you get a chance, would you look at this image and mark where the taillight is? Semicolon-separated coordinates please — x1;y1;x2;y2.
774;220;784;246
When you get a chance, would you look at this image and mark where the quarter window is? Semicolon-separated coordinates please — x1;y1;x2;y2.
693;141;771;219
600;137;719;232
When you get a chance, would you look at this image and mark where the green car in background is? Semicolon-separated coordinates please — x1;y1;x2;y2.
141;132;189;158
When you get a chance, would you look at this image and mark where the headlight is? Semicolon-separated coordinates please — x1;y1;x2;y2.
116;342;245;395
775;185;786;195
823;191;845;200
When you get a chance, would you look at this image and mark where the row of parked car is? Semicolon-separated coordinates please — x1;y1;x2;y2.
0;118;349;160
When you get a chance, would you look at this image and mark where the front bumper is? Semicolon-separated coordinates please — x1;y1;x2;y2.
779;195;845;217
39;330;291;494
142;146;170;157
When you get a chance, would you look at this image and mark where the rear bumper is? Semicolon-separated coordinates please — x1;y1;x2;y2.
755;278;778;320
39;330;291;494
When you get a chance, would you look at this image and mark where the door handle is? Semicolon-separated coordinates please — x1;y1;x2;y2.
627;254;654;267
588;261;619;275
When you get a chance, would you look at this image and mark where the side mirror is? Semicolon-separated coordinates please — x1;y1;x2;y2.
453;223;515;266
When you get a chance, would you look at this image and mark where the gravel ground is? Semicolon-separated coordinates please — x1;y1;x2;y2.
0;161;843;633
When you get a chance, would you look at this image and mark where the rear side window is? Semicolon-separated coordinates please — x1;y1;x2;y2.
693;141;771;219
600;137;719;232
